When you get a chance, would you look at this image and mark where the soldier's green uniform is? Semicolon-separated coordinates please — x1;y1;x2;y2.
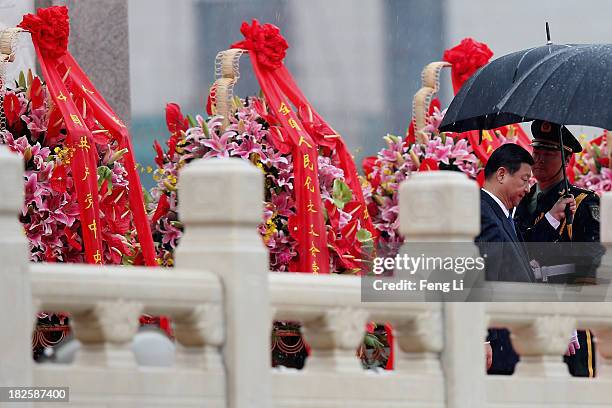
514;120;603;378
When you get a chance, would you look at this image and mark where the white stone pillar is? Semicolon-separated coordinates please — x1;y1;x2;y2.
0;145;32;390
175;158;270;408
399;171;485;408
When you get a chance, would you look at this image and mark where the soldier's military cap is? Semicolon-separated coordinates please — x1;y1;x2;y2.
530;120;583;153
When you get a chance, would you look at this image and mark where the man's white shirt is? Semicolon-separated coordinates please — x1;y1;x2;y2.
482;189;559;230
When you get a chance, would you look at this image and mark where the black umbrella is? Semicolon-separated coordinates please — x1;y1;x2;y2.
439;43;572;133
494;44;612;129
491;43;612;227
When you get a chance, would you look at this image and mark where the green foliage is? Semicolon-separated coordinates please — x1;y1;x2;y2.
332;179;353;209
97;165;113;190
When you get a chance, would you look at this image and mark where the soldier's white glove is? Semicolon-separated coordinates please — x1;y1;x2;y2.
565;330;580;356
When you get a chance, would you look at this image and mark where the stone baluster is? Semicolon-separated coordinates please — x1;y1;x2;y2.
175;158;270;408
301;308;369;372
71;300;143;367
509;315;576;377
173;303;224;371
392;310;444;374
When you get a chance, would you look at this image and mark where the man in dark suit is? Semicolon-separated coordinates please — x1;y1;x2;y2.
477;143;575;282
476;143;575;374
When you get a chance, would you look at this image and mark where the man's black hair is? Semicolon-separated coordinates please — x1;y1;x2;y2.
484;144;534;180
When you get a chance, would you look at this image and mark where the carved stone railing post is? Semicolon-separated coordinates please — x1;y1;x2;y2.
174;303;224;371
399;171;485;407
398;170;483;296
510;315;575;377
175;158;270;408
399;171;480;242
71;300;143;367
301;308;368;372
0;145;32;389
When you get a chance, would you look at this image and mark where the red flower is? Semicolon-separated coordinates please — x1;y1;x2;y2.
132;252;145;266
268;126;292;154
206;84;217;116
3;93;20;126
418;158;439;172
362;156;378;177
287;215;300;240
45;107;64;147
153;140;165;168
44;246;56;262
167;134;179;159
598;157;610;168
63;226;82;252
367;201;379;219
29;77;44;109
165;103;188;135
165;103;189;159
324;200;340;231
50;165;68;193
101;187;131;235
19;6;70;59
231;19;289;70
443;38;493;93
151;193;170;225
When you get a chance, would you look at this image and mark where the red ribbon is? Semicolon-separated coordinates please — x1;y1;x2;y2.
247;53;330;274
232;20;376;273
19;6;156;266
273;66;377;240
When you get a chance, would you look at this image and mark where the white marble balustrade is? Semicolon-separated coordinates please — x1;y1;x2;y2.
2;145;612;408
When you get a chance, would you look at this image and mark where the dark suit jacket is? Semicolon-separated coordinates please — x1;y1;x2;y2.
475;190;534;283
476;190;533;374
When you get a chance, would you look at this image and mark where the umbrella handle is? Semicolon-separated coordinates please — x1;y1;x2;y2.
559;126;572;226
564;201;574;226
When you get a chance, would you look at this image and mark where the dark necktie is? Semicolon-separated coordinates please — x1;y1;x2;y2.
535;192;545;213
507;213;518;240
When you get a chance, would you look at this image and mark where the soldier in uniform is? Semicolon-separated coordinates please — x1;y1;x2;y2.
515;119;603;377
